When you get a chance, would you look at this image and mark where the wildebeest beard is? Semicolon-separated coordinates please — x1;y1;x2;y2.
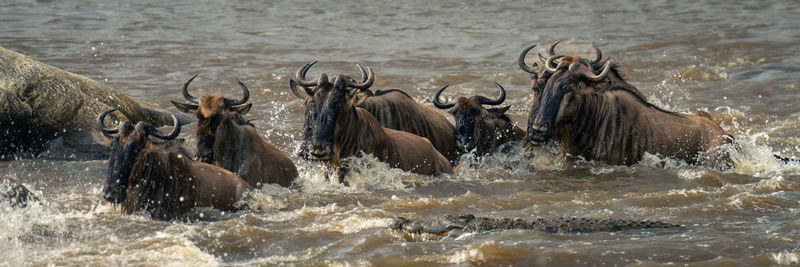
104;133;143;204
121;147;197;220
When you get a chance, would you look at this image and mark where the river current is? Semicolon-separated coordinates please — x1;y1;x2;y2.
1;0;799;265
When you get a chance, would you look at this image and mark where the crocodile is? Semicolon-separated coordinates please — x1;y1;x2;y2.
390;214;683;242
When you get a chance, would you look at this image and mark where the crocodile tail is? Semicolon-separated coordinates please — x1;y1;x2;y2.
531;217;683;233
774;154;800;163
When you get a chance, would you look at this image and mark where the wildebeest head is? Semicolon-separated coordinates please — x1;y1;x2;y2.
522;41;612;145
289;62;374;160
170;75;252;163
432;82;511;155
98;109;181;204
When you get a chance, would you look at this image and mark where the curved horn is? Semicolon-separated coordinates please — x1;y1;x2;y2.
147;114;181;140
182;74;199;103
548;40;561;56
97;108;119;137
432;85;455;109
538;53;549;68
571;60;612;82
346;65;374;89
591;42;603;64
475;81;507;106
223;80;250;106
295;61;320;87
517;43;538;74
356;64;368;83
544;55;567;73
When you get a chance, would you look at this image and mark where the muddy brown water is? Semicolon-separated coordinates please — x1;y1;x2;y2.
2;0;800;265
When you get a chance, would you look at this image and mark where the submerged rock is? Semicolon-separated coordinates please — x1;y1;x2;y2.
0;175;38;208
0;46;191;160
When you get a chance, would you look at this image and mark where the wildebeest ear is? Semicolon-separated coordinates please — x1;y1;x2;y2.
351;90;369;106
171;100;198;113
289;79;313;101
488;105;511;114
230;103;252;114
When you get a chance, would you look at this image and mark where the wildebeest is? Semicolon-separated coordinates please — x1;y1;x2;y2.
293;62;457;162
521;41;733;166
99;109;253;220
171;76;298;188
289;67;452;176
432;82;525;156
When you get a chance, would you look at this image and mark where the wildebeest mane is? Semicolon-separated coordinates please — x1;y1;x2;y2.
373;88;412;98
360;93;438;147
122;148;196;220
605;83;681;117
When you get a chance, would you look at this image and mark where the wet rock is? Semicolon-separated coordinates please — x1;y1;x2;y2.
0;175;38;208
0;46;191;160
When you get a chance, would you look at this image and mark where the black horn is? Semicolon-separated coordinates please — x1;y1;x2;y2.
346;65;374;89
432;85;455;109
356;64;369;83
518;43;538;74
182;74;199;103
223;80;250;106
548;40;561;56
147;114;181;140
570;60;612;82
544;55;567;73
97;108;119;137
591;42;603;64
475;81;507;106
295;61;321;87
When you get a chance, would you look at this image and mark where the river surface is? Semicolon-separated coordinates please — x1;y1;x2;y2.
2;0;800;265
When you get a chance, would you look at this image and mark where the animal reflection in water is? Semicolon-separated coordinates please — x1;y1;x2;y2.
432;81;526;157
289;63;453;179
171;76;298;188
519;42;734;168
391;214;682;242
98;109;252;220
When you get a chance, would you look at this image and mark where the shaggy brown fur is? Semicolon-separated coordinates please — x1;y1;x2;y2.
122;140;252;220
101;115;253;220
292;75;452;177
333;107;452;175
448;97;525;156
527;54;732;167
359;89;457;161
173;91;298;188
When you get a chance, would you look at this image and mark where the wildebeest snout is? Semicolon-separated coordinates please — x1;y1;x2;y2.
103;185;126;203
456;137;475;153
309;144;333;160
527;121;551;144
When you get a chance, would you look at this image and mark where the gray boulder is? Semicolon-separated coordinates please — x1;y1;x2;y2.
0;46;190;160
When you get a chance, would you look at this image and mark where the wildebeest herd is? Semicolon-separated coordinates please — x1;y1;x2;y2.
77;41;792;221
